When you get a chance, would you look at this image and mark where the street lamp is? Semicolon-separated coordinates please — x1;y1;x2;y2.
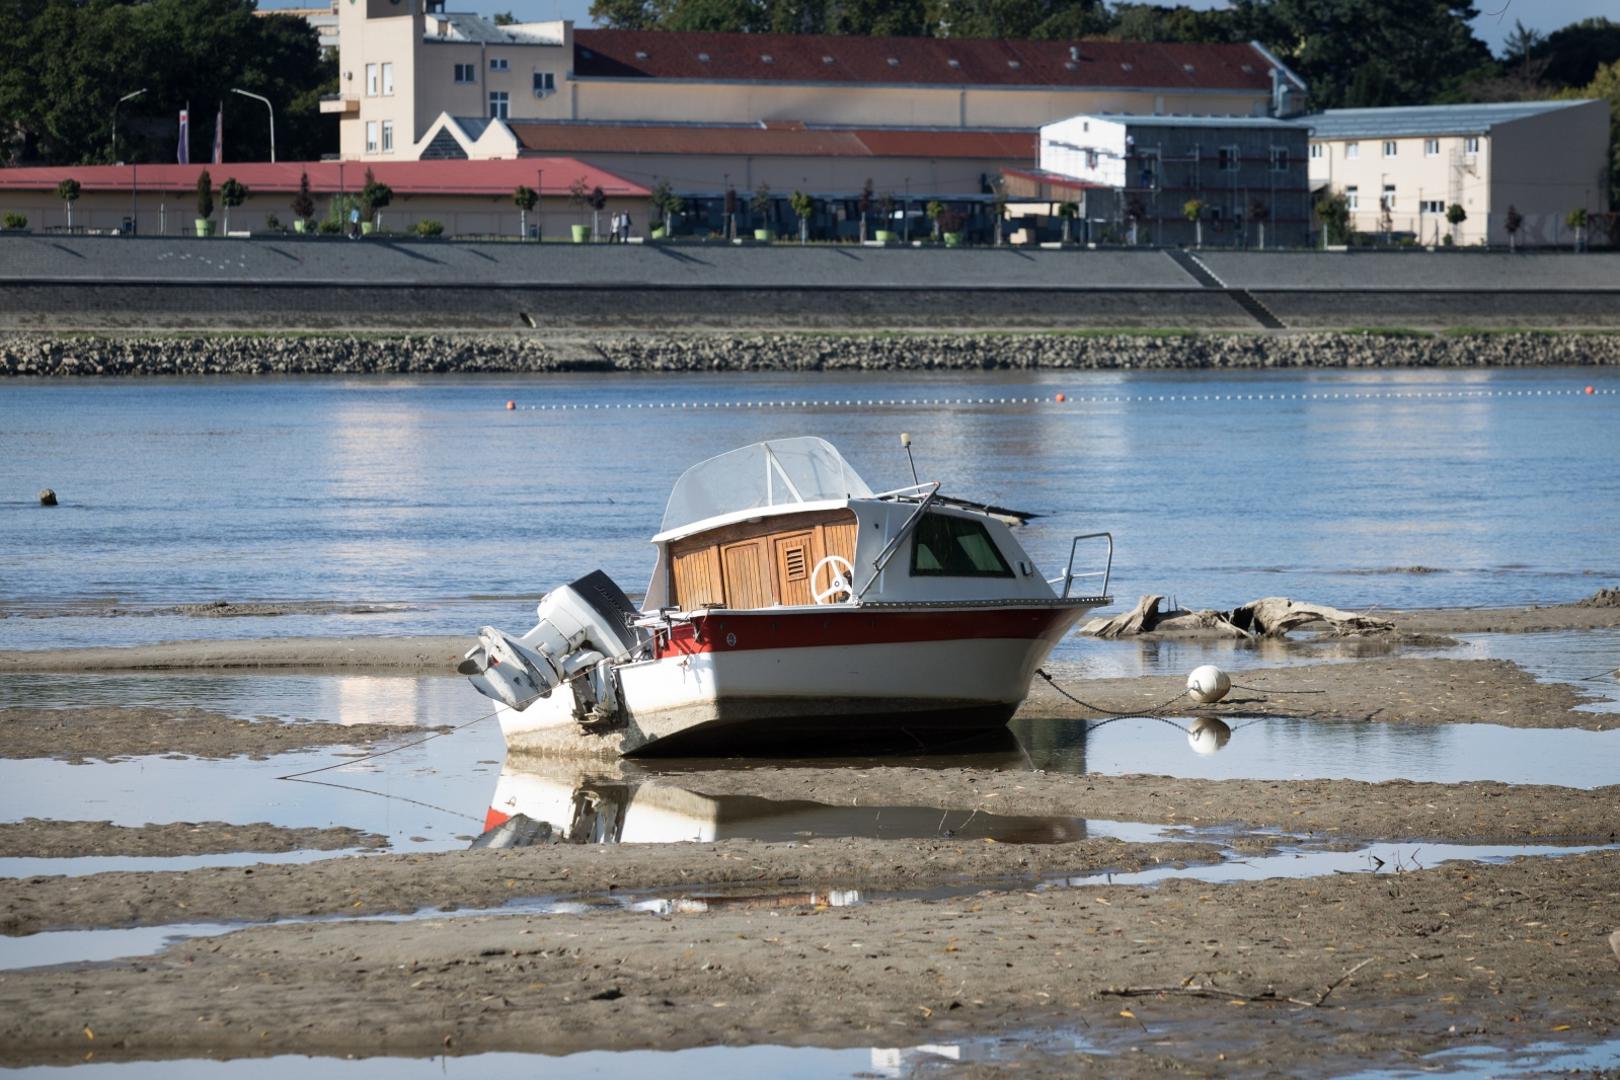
111;88;147;163
230;88;275;163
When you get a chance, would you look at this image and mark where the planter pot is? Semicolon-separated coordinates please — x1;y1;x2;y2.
943;231;964;248
194;219;214;237
571;224;591;243
753;228;773;242
874;230;895;243
361;222;375;236
293;220;308;234
650;226;666;240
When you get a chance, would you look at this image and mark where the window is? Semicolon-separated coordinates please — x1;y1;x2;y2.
1309;142;1322;159
1420;199;1445;214
1270;146;1289;172
488;90;508;119
1345;185;1359;210
1136;147;1159;189
365;120;378;153
1464;136;1480;155
489;57;509;72
1345;141;1359;159
910;513;1013;578
1424;138;1439;156
453;62;475;83
1085;149;1099;170
381;119;393;152
1381;184;1395;210
1218;145;1239;171
533;71;554;96
365;63;378;97
1382;140;1397;157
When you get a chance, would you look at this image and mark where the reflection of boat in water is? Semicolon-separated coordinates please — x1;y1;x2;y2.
458;438;1113;756
475;757;1088;847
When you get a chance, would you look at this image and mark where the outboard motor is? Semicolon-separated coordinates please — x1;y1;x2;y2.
459;571;644;723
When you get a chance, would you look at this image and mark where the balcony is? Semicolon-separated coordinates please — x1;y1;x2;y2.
320;95;359;116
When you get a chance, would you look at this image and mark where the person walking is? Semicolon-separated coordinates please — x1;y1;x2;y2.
621;211;632;242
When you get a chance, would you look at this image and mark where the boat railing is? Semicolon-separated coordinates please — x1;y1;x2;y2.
1051;532;1113;599
871;482;937;502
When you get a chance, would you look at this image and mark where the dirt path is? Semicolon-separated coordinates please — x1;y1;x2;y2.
2;850;1615;1076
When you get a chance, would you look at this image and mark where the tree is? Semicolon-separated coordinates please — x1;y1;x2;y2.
926;199;945;241
219;177;248;234
1530;17;1620;90
877;190;896;236
195;169;214;224
1504;204;1523;251
514;184;538;239
56;177;80;231
588;185;607;240
291;171;315;228
1315;191;1350;245
1058;200;1078;243
650;178;686;235
1124;194;1147;245
1248;197;1270;249
857;178;873;243
1573;58;1620;206
1182;197;1204;247
749;183;771;235
789;190;814;244
360;168;392;230
1445;202;1467;244
991;181;1008;246
589;0;659;29
1567;206;1589;251
492;10;516;24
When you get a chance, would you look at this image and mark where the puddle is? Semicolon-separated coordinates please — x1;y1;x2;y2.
0;1030;1093;1077
1048;632;1400;678
1339;1035;1620;1078
0;672;465;727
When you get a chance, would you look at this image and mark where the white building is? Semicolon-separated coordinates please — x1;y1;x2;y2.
1306;99;1610;247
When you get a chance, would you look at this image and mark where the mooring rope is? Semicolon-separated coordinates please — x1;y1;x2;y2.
1035;668;1190;717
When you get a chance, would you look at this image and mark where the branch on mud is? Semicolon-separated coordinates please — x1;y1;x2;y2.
1101;957;1375;1010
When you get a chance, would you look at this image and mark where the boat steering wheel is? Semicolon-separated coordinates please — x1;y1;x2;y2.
810;555;856;605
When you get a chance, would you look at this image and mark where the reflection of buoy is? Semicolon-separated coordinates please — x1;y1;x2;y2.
1188;717;1232;755
1187;664;1231;703
505;400;516;410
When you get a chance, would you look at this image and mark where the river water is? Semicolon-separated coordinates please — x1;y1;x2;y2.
2;365;1616;649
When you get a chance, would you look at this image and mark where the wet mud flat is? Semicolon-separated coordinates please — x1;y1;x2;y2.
2;615;1619;1074
2;850;1618;1077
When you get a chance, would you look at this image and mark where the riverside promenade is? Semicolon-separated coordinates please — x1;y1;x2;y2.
3;236;1620;333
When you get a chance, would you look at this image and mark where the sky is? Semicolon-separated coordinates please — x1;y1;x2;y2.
457;0;1616;56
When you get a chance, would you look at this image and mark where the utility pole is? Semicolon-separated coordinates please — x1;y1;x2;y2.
111;88;147;163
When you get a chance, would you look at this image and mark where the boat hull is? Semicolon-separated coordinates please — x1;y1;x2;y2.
497;603;1095;756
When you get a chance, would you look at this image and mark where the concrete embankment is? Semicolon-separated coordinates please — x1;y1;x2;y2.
4;330;1620;376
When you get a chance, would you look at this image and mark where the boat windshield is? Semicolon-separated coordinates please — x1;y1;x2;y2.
660;437;875;534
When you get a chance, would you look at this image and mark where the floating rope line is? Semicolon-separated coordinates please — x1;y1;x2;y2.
506;386;1615;413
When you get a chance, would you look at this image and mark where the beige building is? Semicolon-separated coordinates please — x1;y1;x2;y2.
1307;99;1610;247
322;7;1304;167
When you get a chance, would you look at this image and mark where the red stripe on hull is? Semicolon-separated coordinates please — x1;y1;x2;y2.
653;605;1084;658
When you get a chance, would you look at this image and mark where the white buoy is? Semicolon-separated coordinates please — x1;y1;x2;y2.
1187;664;1231;704
1187;717;1232;755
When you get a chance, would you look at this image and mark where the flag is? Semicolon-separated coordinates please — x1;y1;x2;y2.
213;104;223;165
177;109;189;164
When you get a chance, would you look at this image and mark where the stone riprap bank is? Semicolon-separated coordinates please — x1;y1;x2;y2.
5;332;1620;377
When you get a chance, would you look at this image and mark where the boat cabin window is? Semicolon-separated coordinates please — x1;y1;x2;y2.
910;513;1013;578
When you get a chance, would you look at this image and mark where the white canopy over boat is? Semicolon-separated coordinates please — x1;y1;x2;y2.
656;437;875;539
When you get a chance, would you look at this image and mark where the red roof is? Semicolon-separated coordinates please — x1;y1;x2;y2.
0;158;648;197
574;30;1273;92
509;122;1036;161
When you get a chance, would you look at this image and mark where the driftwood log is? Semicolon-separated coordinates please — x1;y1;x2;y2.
1082;595;1393;640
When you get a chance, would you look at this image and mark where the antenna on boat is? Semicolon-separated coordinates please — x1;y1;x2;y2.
900;432;919;486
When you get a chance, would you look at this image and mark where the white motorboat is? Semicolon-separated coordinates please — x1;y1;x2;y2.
459;437;1112;755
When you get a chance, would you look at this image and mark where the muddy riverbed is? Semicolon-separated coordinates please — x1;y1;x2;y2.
1;609;1618;1076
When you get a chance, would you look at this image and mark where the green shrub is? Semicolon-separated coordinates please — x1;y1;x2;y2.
317;218;341;235
415;219;444;238
2;211;25;229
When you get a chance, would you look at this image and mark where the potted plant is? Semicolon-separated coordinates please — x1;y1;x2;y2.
1;211;27;232
926;200;945;242
588;185;607;241
1567;206;1589;252
359;169;391;235
790;190;814;244
939;208;965;248
291;172;315;234
569;177;592;242
1445;202;1467;245
1183;198;1204;247
194;170;215;237
750;183;772;241
514;184;538;240
56;178;81;232
219;177;248;235
874;191;895;243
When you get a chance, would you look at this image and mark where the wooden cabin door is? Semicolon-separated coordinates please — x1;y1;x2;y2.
720;540;771;609
771;530;816;606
